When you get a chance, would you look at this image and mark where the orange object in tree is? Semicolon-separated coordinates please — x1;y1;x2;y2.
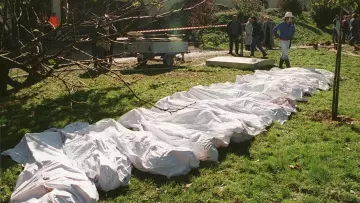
49;13;59;28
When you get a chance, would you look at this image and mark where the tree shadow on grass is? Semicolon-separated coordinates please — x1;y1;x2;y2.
79;69;105;79
218;140;253;161
350;125;360;134
0;85;139;170
119;64;187;76
186;68;220;73
1;81;254;200
297;22;323;35
76;62;187;78
133;167;202;186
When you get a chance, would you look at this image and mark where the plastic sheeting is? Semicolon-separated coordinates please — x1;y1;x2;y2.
2;67;334;202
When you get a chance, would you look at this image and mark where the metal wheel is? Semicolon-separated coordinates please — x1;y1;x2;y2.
137;54;147;65
163;55;175;67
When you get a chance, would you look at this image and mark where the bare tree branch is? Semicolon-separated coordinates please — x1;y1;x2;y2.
1;0;204;113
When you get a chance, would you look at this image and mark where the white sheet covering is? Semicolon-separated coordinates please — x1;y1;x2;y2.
10;161;99;203
77;119;200;178
55;121;133;192
2;67;334;202
2;132;99;202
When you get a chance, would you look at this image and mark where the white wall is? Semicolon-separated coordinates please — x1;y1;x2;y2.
51;0;61;22
268;0;278;8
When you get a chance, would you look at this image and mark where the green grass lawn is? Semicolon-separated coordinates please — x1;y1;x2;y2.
1;48;360;202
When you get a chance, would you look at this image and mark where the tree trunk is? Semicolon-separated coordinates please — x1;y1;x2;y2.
0;63;10;97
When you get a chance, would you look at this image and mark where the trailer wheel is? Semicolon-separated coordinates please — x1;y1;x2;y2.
137;54;147;65
137;57;147;65
163;55;175;68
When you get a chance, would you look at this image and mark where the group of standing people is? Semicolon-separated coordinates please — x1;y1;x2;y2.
227;15;268;58
332;13;359;45
227;12;295;68
244;17;277;51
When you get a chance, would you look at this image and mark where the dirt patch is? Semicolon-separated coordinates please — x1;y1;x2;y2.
312;110;358;125
327;45;360;57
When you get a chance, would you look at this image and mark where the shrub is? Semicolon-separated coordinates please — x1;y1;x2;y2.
310;5;339;28
232;0;264;16
201;30;228;48
277;0;303;16
213;10;251;24
214;10;239;24
263;8;283;18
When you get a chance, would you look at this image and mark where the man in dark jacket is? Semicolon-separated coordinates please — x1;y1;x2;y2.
249;16;267;58
342;15;350;43
263;17;276;50
350;14;359;45
227;15;242;55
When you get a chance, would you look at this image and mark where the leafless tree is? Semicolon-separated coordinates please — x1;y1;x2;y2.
0;0;209;102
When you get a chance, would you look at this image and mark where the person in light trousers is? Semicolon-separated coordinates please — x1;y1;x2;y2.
245;18;253;51
273;12;295;68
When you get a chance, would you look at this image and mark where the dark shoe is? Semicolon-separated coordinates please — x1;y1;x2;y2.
262;53;268;59
228;52;233;54
279;59;284;68
285;59;291;68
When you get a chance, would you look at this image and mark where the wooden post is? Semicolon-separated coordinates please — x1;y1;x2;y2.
331;0;343;120
240;34;244;56
231;11;244;56
239;18;244;57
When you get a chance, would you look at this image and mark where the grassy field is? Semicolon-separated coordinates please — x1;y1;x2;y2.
1;48;360;202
